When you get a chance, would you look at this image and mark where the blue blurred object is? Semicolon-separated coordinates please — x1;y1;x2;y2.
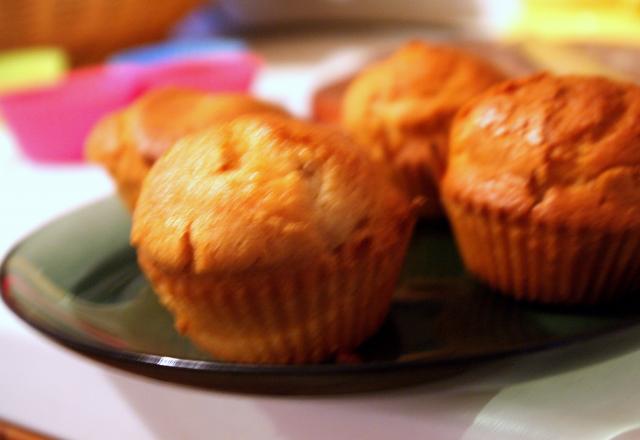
110;38;247;64
170;5;236;37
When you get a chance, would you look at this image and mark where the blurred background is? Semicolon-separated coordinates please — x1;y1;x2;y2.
2;0;640;162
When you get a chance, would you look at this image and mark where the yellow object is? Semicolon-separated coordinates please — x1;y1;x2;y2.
519;42;630;80
0;47;67;93
508;0;640;45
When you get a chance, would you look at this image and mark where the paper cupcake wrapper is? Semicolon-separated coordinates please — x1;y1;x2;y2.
139;230;412;364
445;196;640;304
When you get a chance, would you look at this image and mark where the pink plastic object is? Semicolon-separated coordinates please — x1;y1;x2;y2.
0;52;260;162
0;64;140;162
135;53;259;94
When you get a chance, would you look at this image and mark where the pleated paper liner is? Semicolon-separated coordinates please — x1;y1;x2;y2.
444;195;640;305
138;224;413;364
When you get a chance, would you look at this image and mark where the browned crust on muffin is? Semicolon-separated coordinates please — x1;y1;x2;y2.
85;88;288;209
126;88;288;161
312;76;353;125
444;73;640;230
85;113;152;210
342;40;507;176
131;114;414;275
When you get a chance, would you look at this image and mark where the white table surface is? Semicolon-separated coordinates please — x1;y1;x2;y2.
2;29;640;440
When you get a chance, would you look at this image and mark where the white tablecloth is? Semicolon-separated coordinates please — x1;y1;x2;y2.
1;29;640;440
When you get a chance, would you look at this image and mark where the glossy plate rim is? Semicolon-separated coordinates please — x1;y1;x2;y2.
3;198;640;381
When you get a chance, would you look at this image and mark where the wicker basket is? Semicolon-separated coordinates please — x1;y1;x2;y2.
0;0;203;63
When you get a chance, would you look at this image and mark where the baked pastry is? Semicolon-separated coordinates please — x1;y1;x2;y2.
85;88;287;210
312;76;352;125
443;73;640;304
342;41;506;217
131;115;415;364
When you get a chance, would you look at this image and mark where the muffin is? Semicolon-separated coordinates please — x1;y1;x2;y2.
131;115;415;364
85;88;287;210
443;73;640;304
312;76;353;125
342;41;506;217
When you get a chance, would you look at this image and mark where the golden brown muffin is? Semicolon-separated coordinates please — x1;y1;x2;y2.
342;41;506;217
131;115;415;364
85;88;287;210
443;73;640;304
312;76;353;125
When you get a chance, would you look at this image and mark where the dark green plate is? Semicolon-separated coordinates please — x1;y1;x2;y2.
3;197;640;395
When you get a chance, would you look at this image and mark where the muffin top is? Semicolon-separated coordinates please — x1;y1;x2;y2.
85;112;123;163
342;41;506;163
131;115;414;274
86;88;287;163
444;73;640;228
125;88;287;160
